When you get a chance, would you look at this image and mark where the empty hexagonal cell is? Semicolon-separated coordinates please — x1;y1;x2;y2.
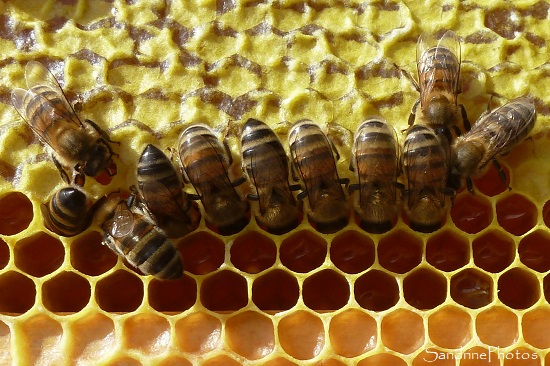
230;231;276;274
473;230;515;273
0;192;33;235
226;311;274;360
426;230;469;272
403;268;447;310
202;355;241;366
329;309;377;358
476;306;518;347
381;309;424;355
70;231;118;276
451;193;493;234
472;163;510;197
519;230;550;272
278;310;324;360
42;271;90;313
0;239;9;270
280;230;327;273
428;306;472;349
175;312;221;354
413;349;456;366
330;230;375;274
450;269;493;309
459;347;499;366
496;194;537;236
148;275;197;312
14;232;64;277
200;270;248;312
355;270;399;311
123;314;170;355
303;269;350;311
0;271;35;314
67;312;115;364
522;308;550;349
178;232;225;275
357;354;407;366
498;267;540;310
252;269;299;312
378;229;422;274
17;314;64;365
0;321;11;365
95;270;144;312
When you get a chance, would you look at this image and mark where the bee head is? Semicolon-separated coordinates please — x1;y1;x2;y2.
83;143;114;177
426;95;455;126
451;140;483;178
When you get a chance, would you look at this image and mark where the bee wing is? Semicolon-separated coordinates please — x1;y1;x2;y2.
105;203;135;238
140;179;189;218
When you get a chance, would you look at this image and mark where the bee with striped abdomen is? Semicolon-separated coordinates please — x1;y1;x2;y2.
240;118;301;234
349;118;400;234
178;124;249;235
135;144;201;238
289;119;349;234
11;61;117;185
41;186;95;237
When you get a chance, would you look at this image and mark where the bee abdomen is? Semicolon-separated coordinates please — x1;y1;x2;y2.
41;187;91;237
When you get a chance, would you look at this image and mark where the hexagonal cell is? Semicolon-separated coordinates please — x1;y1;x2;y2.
226;311;275;360
280;230;327;273
0;271;35;314
502;347;542;366
0;321;11;365
202;355;242;366
428;306;472;349
14;232;64;277
330;230;375;274
473;230;515;273
18;314;63;365
426;230;469;272
355;270;399;311
95;270;144;312
522;308;550;349
67;312;115;364
329;309;377;358
0;192;33;235
148;275;197;313
178;232;225;275
381;309;424;355
518;230;550;272
174;312;221;354
42;271;90;313
200;270;248;312
403;268;447;310
252;269;299;312
123;314;170;355
498;268;540;310
413;349;456;366
496;193;537;236
476;306;518;347
71;231;118;276
378;229;422;274
458;347;499;366
155;356;192;366
357;354;407;366
472;163;510;197
0;239;9;270
230;231;276;274
278;310;324;360
451;193;493;234
450;269;493;309
303;269;350;311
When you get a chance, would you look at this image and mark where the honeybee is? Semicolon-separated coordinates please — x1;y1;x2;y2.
349;118;400;234
102;196;183;280
11;61;117;185
451;96;536;191
41;186;95;237
135;144;201;238
240;118;301;234
289;119;349;234
406;30;469;139
178;124;249;235
402;124;452;233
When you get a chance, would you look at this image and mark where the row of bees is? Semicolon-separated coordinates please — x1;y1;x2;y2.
9;31;537;279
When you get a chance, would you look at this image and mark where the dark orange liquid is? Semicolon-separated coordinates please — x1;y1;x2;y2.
280;230;327;273
252;269;299;312
450;193;492;234
200;270;248;312
230;231;276;274
330;230;375;274
178;232;225;275
0;192;33;236
378;230;422;274
149;275;197;312
496;194;537;236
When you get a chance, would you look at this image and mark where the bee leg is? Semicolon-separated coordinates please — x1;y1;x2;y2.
289;184;301;191
460;104;471;131
329;139;341;161
297;190;308;200
408;100;420;127
85;119;120;145
492;160;509;187
188;193;201;200
247;193;259;201
231;176;247;187
348;183;360;192
222;138;234;166
52;156;71;184
393;63;420;91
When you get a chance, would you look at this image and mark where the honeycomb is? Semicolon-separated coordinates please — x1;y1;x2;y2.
0;0;550;365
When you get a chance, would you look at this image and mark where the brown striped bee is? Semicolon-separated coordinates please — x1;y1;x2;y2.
402;124;452;233
41;186;95;237
11;61;117;185
240;118;301;234
135;144;201;238
102;196;183;280
349;118;400;234
178;124;249;235
451;96;536;191
289;119;349;234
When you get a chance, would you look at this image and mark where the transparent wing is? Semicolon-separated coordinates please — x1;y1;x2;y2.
140;179;189;219
107;203;135;238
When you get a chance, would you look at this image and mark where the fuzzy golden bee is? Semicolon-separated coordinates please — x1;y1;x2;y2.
178;124;249;235
289;119;349;234
451;96;536;191
11;61;117;185
41;186;95;237
349;118;400;234
135;144;201;238
240;118;301;235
